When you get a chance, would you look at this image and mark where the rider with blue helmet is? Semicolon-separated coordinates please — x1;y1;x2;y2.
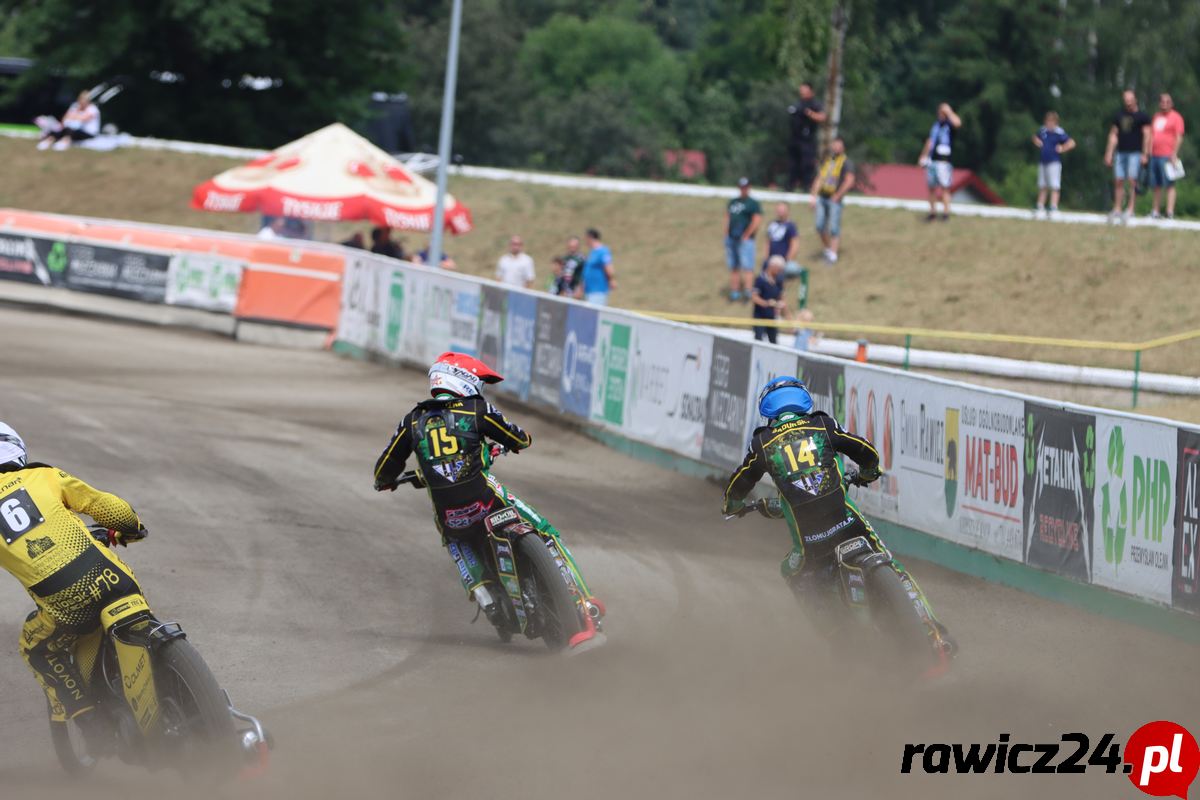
723;376;952;650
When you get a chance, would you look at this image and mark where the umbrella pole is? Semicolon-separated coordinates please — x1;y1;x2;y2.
429;0;464;268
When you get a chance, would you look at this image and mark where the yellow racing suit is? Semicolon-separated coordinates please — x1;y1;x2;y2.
0;462;144;721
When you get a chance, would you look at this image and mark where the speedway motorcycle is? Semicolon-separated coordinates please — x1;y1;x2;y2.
726;472;952;677
48;525;271;777
395;448;605;652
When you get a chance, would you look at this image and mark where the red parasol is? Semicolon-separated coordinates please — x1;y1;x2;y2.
191;123;472;233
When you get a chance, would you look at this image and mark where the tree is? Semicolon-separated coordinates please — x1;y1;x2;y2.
0;0;408;147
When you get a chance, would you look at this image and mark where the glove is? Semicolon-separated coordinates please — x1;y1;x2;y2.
856;466;882;486
112;526;148;547
758;498;783;519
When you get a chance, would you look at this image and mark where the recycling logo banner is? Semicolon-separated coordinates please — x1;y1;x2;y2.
1091;418;1176;604
0;234;69;287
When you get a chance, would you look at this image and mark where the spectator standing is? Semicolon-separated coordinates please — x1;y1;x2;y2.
764;203;799;275
1103;90;1151;224
1149;93;1185;219
558;236;586;296
36;91;101;150
751;256;786;344
792;308;821;352
257;217;287;240
786;82;827;192
725;178;763;302
580;228;615;305
370;226;404;259
340;231;366;249
918;103;962;221
496;235;535;288
415;247;457;270
1031;111;1075;218
809;137;856;263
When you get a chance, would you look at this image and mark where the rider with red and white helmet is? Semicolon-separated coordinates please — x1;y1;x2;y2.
373;353;602;633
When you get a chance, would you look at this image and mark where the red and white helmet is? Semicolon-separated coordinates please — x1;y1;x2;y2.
428;352;503;398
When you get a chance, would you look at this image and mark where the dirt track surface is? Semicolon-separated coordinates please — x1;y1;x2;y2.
1;305;1197;799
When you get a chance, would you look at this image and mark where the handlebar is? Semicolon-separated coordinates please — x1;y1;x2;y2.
386;444;512;490
724;470;867;521
89;525;115;546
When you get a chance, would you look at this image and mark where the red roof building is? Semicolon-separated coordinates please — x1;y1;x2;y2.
856;164;1004;205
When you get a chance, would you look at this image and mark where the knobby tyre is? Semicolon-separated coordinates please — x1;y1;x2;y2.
866;564;939;674
515;534;585;650
156;638;238;772
49;704;97;777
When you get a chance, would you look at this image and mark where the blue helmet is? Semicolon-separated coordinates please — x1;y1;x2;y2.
757;376;813;420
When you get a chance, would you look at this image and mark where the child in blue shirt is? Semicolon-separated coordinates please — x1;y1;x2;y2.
1031;111;1075;218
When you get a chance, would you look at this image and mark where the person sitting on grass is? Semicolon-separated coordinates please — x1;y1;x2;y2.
36;91;101;151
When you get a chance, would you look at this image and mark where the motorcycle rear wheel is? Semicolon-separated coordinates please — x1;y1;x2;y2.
156;638;238;770
866;564;941;673
516;535;585;650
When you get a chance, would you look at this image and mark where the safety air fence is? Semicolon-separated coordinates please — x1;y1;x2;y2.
333;251;1200;626
0;209;344;329
2;210;1198;628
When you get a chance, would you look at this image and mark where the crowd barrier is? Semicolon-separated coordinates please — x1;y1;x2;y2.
3;209;1197;625
0;209;344;329
334;250;1200;621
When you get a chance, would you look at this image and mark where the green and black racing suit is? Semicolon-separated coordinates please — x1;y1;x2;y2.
723;410;945;638
373;394;594;603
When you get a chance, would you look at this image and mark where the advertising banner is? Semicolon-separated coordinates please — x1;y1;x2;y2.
798;355;846;424
1174;429;1200;613
1022;403;1096;582
842;366;904;525
944;391;1025;560
477;285;507;372
166;253;243;313
0;233;62;286
744;344;801;445
407;272;480;364
63;243;171;303
701;338;752;470
499;292;537;402
561;304;598;418
1090;417;1176;604
529;298;567;408
592;314;632;427
337;254;388;354
626;321;712;461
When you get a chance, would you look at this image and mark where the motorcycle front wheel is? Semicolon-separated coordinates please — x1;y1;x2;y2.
516;535;585;650
49;708;98;777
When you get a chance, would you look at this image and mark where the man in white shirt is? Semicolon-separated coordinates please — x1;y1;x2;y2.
495;235;535;288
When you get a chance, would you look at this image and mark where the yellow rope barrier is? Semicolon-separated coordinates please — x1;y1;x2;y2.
628;311;1200;354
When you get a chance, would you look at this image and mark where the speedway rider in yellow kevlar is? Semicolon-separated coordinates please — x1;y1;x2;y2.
0;422;147;740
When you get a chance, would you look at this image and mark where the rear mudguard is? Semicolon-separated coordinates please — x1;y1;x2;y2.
486;475;594;598
100;598;185;734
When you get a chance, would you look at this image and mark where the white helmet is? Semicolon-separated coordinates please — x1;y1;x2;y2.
428;352;503;398
0;422;27;467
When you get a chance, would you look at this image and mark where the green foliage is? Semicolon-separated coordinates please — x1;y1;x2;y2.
0;0;407;147
4;0;1200;213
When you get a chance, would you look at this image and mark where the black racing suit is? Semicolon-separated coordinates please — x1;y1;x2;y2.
373;395;534;601
723;411;946;639
374;395;532;537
